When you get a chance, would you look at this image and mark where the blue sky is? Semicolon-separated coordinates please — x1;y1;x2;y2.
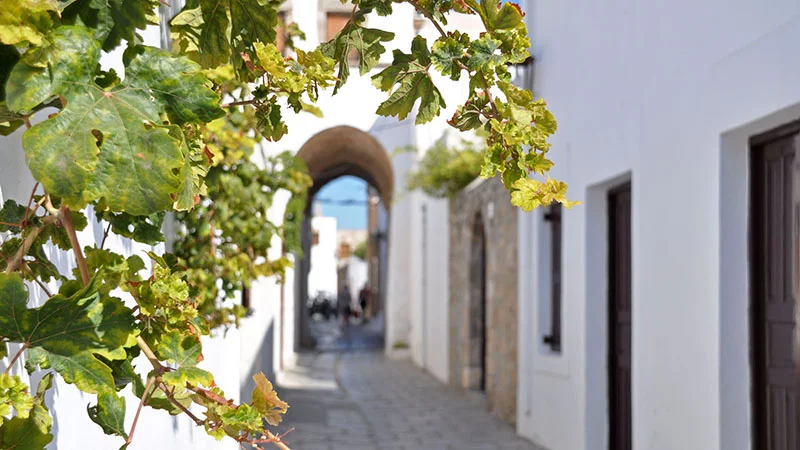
314;176;368;230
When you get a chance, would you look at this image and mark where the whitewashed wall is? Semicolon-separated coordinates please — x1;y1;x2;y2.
0;24;270;449
308;216;338;298
517;1;800;450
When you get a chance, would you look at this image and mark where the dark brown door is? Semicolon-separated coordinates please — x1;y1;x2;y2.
751;122;800;450
609;182;632;450
470;213;487;391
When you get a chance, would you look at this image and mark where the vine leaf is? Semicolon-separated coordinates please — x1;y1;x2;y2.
251;372;288;427
0;374;34;424
511;177;579;212
321;22;394;93
27;347;118;395
464;0;525;31
153;331;202;367
0;372;54;450
431;35;467;81
467;35;505;72
372;35;445;124
0;273;136;358
0;0;56;47
6;26;223;215
88;392;127;439
162;367;213;390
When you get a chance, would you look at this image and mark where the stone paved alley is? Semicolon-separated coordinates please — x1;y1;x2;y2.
273;319;543;450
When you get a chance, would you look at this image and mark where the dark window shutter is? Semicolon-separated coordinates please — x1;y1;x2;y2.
543;203;562;352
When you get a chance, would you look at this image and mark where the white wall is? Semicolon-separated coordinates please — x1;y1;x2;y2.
517;1;800;449
414;197;449;383
308;216;338;298
0;22;288;450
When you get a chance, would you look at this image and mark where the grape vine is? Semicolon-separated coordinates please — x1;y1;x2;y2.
0;0;570;448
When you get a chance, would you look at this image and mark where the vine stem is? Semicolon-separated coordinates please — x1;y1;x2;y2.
4;343;28;374
256;431;292;450
3;219;53;274
99;223;111;250
136;336;162;372
59;204;89;286
156;381;204;425
220;99;259;108
407;0;447;37
126;376;156;446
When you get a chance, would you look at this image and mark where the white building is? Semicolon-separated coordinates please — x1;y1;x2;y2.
308;215;338;299
513;1;800;449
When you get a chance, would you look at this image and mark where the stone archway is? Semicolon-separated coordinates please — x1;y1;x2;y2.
293;126;394;350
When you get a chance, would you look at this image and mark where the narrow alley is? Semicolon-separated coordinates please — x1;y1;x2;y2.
273;320;541;450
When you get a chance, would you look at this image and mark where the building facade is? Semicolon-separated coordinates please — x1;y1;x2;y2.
514;0;800;449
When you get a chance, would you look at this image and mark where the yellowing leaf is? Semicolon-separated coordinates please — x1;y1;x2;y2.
250;372;287;426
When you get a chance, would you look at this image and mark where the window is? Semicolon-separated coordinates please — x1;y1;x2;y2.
542;203;562;352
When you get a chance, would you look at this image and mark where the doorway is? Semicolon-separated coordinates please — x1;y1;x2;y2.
469;212;487;390
608;182;632;450
750;121;800;450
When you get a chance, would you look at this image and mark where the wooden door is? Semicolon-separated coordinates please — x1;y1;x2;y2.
609;182;632;450
751;122;800;450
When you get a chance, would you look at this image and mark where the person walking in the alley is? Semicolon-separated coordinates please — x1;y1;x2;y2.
338;284;352;328
358;284;370;322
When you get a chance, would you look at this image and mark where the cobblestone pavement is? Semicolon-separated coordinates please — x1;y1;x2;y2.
274;322;543;450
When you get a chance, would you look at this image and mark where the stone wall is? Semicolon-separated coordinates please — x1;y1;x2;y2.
449;177;518;424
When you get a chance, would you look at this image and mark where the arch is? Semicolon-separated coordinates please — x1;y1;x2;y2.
291;126;393;351
296;126;393;206
468;211;487;390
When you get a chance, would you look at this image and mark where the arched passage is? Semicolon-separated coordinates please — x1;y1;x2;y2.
293;126;393;350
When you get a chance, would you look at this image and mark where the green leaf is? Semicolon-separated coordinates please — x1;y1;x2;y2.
198;0;231;68
154;332;202;367
88;392;127;438
373;36;445;124
448;92;490;131
123;46;224;125
431;35;467;81
0;273;136;358
464;0;525;31
0;372;53;450
0;200;27;232
229;0;278;50
7;26;222;215
95;210;166;246
467;35;505;72
162;367;213;390
0;374;34;423
321;22;394;93
28;347;117;394
0;0;57;46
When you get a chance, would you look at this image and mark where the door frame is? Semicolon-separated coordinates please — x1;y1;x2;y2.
608;181;633;450
748;118;800;450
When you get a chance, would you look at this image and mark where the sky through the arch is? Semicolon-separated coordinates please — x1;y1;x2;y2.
314;176;368;230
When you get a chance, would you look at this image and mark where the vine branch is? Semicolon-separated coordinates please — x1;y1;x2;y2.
3;343;28;374
126;376;156;446
59;204;89;286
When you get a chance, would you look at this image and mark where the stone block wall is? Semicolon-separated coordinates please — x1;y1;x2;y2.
449;177;518;424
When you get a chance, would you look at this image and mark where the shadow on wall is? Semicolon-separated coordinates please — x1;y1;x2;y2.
239;322;275;403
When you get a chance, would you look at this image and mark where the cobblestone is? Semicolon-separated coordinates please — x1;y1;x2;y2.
274;347;543;450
